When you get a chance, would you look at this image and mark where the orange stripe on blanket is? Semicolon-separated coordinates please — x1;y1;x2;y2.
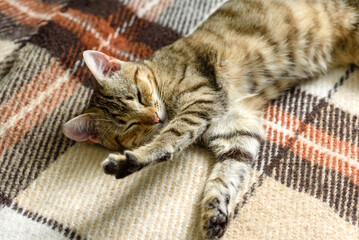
265;125;359;185
1;0;153;59
0;43;86;156
52;9;153;59
266;104;359;161
0;71;80;156
0;61;62;124
113;6;131;33
0;42;78;124
0;44;82;155
265;120;359;186
0;0;61;27
302;124;359;161
264;104;304;133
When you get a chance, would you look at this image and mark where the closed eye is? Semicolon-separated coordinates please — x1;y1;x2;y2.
137;90;143;105
126;96;134;100
125;122;139;131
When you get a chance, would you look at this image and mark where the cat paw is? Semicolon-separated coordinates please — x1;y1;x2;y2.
102;151;143;179
201;197;229;239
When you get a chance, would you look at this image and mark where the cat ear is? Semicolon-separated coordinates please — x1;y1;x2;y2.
63;114;99;143
83;50;124;84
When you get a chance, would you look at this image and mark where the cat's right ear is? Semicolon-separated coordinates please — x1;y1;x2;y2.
83;50;124;86
62;114;99;143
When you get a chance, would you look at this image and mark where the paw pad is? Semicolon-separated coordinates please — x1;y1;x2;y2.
202;197;229;239
205;209;228;239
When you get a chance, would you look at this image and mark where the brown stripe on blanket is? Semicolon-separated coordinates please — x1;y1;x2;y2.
314;101;359;144
0;85;91;202
265;103;359;168
38;0;68;4
0;12;37;40
0;193;12;206
28;21;85;69
256;141;359;226
10;202;85;240
29;3;180;61
29;27;94;88
271;66;354;125
132;21;181;51
265;92;318;133
271;87;317;122
66;0;123;18
302;66;355;124
233;142;271;216
0;46;53;103
0;0;63;28
0;68;76;154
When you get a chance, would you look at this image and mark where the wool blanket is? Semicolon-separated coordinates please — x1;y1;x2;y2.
1;0;359;239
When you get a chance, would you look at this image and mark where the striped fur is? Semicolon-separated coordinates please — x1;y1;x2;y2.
62;0;359;239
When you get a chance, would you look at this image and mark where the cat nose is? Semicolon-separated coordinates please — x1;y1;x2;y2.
153;112;160;124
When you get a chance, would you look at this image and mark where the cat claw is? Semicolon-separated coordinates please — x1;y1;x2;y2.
102;152;143;179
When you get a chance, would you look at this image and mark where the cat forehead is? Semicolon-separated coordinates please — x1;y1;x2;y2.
96;62;151;95
121;63;138;74
124;62;152;77
104;71;137;91
114;64;146;82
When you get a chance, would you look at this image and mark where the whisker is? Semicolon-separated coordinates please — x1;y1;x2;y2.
115;127;120;137
93;118;115;122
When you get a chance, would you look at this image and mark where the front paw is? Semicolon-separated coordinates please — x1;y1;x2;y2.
102;151;143;179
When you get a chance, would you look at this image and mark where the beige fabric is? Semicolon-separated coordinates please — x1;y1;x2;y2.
300;67;348;98
224;177;359;240
0;206;69;240
14;143;214;240
331;69;359;116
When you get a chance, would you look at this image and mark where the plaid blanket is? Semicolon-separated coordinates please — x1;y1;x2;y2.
1;0;359;239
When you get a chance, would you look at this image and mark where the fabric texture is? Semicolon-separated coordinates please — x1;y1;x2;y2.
1;0;359;239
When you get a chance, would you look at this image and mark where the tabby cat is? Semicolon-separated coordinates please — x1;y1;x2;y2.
63;0;359;238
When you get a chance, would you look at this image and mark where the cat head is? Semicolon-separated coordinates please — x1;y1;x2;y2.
63;50;166;151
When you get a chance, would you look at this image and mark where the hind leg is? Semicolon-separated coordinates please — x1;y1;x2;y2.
201;160;250;239
200;111;263;239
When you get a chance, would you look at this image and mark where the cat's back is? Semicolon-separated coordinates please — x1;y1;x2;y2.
181;0;359;101
151;0;358;109
194;0;357;54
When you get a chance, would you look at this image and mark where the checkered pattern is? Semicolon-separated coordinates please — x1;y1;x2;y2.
1;0;359;239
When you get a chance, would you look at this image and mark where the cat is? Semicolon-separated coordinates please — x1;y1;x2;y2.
63;0;359;239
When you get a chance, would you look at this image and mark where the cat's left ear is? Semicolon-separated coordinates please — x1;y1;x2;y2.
62;114;99;144
83;50;124;84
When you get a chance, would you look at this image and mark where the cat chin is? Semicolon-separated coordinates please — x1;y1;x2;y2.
158;108;165;119
157;101;167;122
